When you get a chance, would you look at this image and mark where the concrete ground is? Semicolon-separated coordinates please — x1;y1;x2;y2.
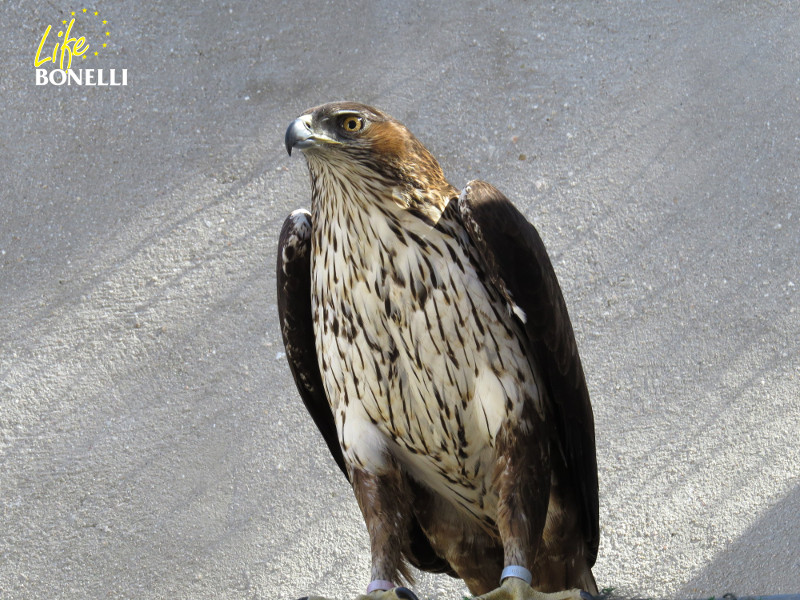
1;1;798;598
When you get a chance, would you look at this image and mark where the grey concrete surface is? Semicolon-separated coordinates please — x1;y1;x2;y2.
1;1;798;598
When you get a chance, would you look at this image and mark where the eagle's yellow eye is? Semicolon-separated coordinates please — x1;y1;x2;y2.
340;115;364;132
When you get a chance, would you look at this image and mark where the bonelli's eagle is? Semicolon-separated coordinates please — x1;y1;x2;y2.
278;102;599;600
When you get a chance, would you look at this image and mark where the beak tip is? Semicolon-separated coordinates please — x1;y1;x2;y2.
284;124;295;156
285;117;312;157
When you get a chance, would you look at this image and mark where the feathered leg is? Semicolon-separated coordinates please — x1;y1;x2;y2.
475;417;593;600
299;464;420;600
351;466;414;588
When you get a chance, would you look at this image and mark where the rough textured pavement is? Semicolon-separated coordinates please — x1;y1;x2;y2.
1;1;798;598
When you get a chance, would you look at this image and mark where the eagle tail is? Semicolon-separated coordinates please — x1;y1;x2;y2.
570;561;599;596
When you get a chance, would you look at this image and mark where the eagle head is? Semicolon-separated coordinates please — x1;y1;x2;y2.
285;101;455;218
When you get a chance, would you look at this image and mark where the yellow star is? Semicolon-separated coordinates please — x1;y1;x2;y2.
62;20;67;24
102;43;107;47
71;11;75;15
82;8;87;12
94;11;99;16
82;54;86;59
105;31;110;36
94;51;98;56
102;20;107;24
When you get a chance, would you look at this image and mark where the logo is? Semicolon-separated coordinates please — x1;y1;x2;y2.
34;8;127;86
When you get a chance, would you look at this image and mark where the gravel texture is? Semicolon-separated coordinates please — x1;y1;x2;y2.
1;2;798;599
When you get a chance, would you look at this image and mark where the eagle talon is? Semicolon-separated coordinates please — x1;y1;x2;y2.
393;587;419;600
354;587;419;600
476;577;590;600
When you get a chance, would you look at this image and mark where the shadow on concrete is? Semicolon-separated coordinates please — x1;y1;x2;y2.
679;485;800;597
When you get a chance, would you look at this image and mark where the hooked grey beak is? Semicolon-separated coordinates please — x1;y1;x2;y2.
286;114;342;155
285;116;313;155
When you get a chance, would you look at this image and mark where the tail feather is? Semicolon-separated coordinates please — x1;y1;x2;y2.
572;562;599;596
533;558;598;596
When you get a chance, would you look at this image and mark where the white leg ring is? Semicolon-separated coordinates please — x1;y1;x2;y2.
500;565;533;585
366;579;395;594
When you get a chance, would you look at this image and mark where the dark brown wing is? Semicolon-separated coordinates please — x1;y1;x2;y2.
276;209;454;575
277;209;349;477
458;180;599;566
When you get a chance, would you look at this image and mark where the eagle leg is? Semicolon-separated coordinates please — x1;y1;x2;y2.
297;468;422;600
476;577;592;600
350;466;414;587
475;419;593;600
493;409;551;582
